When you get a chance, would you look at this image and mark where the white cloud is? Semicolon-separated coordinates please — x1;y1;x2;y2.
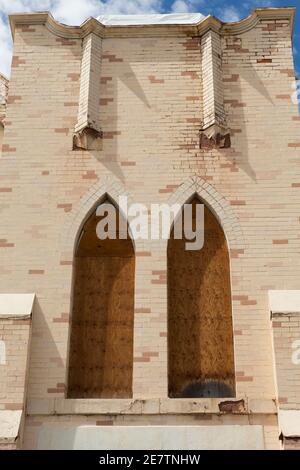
0;0;163;77
171;0;204;14
171;0;191;13
218;6;242;23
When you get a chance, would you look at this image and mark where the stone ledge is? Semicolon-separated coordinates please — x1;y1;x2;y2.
279;410;300;438
269;290;300;316
0;293;35;319
26;397;277;416
0;410;22;444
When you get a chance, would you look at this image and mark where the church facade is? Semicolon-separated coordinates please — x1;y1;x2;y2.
0;7;300;450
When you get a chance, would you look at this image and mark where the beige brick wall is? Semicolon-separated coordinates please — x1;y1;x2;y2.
272;313;300;407
0;10;299;449
0;318;31;411
0;73;8;154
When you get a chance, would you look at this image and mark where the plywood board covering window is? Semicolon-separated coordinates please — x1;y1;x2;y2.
68;200;135;398
168;198;235;398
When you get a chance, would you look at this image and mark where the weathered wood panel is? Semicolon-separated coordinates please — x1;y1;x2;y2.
168;198;235;398
68;203;135;398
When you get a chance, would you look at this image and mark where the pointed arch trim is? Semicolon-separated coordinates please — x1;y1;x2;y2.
60;176;138;261
167;176;245;253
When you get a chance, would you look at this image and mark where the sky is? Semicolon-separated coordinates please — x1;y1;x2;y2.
0;0;299;78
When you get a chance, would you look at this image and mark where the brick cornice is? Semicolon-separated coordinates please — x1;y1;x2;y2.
9;7;295;40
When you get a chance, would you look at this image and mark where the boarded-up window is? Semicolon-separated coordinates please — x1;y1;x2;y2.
68;199;135;398
168;197;235;398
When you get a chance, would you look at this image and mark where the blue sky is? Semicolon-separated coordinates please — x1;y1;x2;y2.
0;0;299;78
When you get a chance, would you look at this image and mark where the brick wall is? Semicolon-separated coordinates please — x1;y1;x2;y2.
0;73;8;154
0;9;299;449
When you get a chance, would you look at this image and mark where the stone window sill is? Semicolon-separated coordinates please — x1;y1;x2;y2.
26;397;277;416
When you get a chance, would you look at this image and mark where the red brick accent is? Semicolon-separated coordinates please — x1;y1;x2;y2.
102;54;123;62
0;187;12;192
136;251;151;257
288;143;300;148
230;200;246;206
4;403;23;410
121;161;136;167
233;295;248;302
186;118;201;124
19;25;36;32
57;203;72;212
54;128;69;135
182;38;200;50
134;357;150;363
100;98;114;105
278;397;288;404
143;352;159;358
236;376;253;382
186;96;200;102
82;170;98;180
102;131;121;139
224;99;246;108
230;249;244;258
12;319;30;326
148;75;164;84
0;239;14;248
53;313;70;324
241;299;257;306
7;96;22;104
273;239;289;244
28;270;45;275
233;295;257;306
64;102;78;107
276;94;290;99
257;58;272;63
12;56;26;68
234;330;243;336
280;68;295;77
2;144;16;153
223;74;239;82
60;261;73;266
181;71;199;80
67;73;80;82
56;38;77;46
135;308;151;314
101;77;113;84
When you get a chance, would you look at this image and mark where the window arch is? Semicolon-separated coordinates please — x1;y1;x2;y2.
67;197;135;398
168;196;235;398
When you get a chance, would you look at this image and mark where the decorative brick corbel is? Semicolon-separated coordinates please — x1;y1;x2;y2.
73;126;103;151
73;33;103;151
200;30;231;149
199;124;231;149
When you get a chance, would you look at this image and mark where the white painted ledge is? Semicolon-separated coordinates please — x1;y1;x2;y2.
269;290;300;315
37;425;265;450
27;397;277;416
279;410;300;438
0;411;22;443
96;13;206;26
0;293;35;319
